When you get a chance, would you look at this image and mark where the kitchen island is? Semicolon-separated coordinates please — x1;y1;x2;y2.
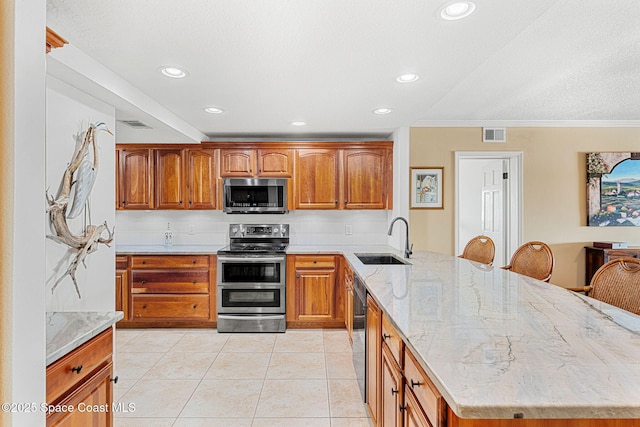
340;249;640;424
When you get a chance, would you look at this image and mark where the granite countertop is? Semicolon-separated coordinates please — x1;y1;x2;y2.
342;250;640;419
46;311;124;365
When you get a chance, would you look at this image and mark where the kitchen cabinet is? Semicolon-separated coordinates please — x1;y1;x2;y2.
295;149;340;209
343;260;354;344
46;328;114;427
117;145;216;210
117;254;217;327
219;148;293;177
286;254;345;328
115;255;129;322
366;293;382;426
294;147;392;210
382;344;404;427
118;147;154;209
584;246;640;287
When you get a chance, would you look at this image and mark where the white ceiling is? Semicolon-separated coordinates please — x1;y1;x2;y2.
46;0;640;142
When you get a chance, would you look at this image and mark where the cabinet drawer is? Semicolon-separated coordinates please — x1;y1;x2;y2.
131;270;209;293
131;255;209;269
131;295;210;319
404;346;445;427
46;328;113;405
116;255;128;270
294;255;336;269
382;314;403;366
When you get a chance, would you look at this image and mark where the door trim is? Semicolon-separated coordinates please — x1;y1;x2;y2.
454;151;523;263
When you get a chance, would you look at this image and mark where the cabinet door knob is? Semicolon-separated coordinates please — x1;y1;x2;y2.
399;405;407;412
192;259;197;264
410;379;421;388
383;333;390;340
141;260;146;264
71;365;83;374
192;280;197;284
391;387;398;395
141;280;146;284
110;376;119;384
142;304;147;309
192;304;197;309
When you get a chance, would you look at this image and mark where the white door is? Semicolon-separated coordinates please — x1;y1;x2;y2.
456;152;522;267
480;160;507;266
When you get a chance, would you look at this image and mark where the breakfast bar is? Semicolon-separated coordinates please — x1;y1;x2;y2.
343;249;640;424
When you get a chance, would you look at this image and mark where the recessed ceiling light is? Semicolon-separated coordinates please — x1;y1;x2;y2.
291;121;306;127
204;107;224;114
440;1;476;20
373;108;392;115
159;66;188;78
396;73;419;83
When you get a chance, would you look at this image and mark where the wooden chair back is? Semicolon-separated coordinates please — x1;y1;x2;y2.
502;241;554;282
588;257;640;315
459;235;495;265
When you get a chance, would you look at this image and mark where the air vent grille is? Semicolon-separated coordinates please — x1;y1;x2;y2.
483;127;506;143
119;120;152;129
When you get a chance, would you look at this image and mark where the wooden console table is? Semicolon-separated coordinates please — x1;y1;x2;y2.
584;246;640;287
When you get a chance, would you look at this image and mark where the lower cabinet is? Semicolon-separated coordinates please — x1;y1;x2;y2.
371;311;446;427
46;328;115;427
366;294;382;425
116;254;217;327
286;254;345;328
343;260;354;343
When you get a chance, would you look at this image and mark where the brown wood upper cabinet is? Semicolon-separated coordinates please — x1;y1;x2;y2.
219;148;293;177
118;147;154;209
118;146;216;210
294;147;392;210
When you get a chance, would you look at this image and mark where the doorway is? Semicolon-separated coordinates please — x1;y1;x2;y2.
455;152;523;266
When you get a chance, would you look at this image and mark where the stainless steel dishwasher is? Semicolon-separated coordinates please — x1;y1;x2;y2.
352;273;367;401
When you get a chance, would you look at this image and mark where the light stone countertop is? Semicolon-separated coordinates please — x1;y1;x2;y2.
116;244;224;254
46;311;123;365
114;243;640;419
342;249;640;420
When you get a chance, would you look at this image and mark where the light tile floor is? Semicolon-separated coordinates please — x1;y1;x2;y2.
114;328;372;427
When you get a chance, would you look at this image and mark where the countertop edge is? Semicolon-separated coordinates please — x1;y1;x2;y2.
46;311;124;366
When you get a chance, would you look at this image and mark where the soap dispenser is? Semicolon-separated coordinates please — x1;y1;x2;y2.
164;222;173;247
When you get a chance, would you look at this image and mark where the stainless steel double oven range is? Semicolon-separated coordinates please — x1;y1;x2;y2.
216;224;289;333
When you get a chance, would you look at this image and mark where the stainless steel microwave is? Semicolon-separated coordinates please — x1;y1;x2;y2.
222;178;288;214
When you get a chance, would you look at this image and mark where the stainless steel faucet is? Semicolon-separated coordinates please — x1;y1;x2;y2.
387;216;413;259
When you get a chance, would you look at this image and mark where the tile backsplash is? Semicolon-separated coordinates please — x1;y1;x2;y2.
115;210;392;246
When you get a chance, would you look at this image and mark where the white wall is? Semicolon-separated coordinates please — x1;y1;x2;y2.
115;209;390;247
45;78;116;311
11;0;46;424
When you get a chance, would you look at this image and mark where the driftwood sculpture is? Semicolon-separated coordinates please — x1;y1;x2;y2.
47;122;114;298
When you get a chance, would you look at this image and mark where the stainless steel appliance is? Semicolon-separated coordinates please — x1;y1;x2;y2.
222;178;288;214
216;224;289;332
352;273;367;400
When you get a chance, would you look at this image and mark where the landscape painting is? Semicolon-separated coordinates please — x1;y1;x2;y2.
587;152;640;226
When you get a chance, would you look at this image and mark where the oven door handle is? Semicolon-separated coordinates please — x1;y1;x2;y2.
218;314;285;320
217;256;285;263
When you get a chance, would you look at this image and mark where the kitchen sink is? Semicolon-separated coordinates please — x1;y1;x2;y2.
354;253;411;265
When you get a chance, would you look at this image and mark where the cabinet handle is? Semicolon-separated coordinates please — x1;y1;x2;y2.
410;379;421;388
110;376;119;384
335;200;338;205
192;304;197;309
391;387;398;395
189;200;192;204
399;405;407;412
142;260;146;264
142;304;147;309
141;280;146;284
313;259;317;264
192;259;197;264
383;333;390;340
179;200;183;204
71;365;83;374
192;280;197;284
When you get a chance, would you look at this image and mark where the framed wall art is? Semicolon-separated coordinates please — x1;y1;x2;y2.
410;167;443;209
587;152;640;226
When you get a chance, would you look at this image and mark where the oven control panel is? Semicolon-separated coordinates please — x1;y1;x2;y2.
229;224;289;238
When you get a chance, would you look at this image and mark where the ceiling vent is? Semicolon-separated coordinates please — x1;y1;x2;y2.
119;120;152;129
482;127;506;143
